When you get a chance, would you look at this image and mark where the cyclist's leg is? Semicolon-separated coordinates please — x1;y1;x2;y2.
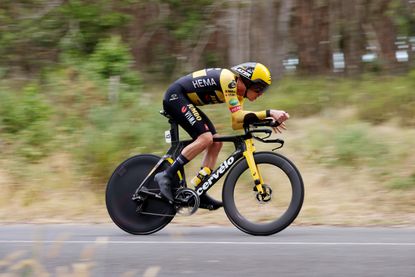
197;109;223;169
185;109;223;210
156;88;214;201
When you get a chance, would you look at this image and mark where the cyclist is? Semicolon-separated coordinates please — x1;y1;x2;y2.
155;62;290;209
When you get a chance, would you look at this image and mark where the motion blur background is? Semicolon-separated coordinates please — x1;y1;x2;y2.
0;0;414;225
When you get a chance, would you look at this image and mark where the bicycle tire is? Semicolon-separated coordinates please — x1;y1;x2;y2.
106;154;178;235
222;152;304;236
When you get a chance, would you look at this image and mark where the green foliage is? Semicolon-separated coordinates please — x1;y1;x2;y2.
0;84;51;134
146;44;177;78
248;74;414;127
76;104;168;181
0;83;54;160
0;0;131;74
1;71;414;186
89;36;138;84
257;77;352;117
161;0;215;42
59;0;131;55
332;124;388;166
305;123;389;168
355;74;415;126
389;0;415;36
387;173;415;190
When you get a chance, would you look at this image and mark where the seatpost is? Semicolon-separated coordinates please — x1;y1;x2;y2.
168;118;180;144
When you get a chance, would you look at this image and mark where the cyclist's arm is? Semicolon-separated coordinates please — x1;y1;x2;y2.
220;69;270;130
229;105;270;130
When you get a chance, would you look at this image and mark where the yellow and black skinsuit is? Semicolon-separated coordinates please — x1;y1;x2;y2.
163;68;270;139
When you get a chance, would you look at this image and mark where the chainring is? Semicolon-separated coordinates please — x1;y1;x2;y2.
174;188;200;216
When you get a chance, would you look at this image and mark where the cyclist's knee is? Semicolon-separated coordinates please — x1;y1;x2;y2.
197;132;213;147
215;141;223;151
212;134;223;149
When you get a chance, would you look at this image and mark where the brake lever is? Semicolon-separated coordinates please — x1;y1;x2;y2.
249;129;272;138
252;133;272;142
253;135;285;150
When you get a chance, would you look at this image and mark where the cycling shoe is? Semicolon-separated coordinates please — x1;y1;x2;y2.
154;171;174;202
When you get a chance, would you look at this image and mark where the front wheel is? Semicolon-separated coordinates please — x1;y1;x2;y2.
223;152;304;236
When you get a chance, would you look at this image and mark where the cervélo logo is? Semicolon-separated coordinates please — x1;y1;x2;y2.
196;156;235;195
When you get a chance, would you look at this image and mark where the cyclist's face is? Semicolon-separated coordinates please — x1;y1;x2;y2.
236;78;246;95
246;89;263;101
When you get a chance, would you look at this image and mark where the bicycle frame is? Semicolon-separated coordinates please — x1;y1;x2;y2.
164;111;284;195
133;111;284;200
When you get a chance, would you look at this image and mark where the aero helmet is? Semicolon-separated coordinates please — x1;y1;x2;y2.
230;62;272;93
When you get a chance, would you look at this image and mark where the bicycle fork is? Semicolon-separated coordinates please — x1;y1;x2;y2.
243;138;265;194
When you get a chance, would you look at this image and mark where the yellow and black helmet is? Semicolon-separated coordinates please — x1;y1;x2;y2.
230;62;272;93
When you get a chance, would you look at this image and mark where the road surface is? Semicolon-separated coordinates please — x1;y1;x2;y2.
0;224;414;276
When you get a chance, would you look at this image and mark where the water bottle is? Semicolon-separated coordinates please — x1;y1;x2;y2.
190;167;211;187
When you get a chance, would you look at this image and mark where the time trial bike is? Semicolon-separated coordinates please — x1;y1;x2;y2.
106;111;304;236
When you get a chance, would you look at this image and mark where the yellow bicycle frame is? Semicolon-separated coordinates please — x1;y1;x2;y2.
243;138;264;194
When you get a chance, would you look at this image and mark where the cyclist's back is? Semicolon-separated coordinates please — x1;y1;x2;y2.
171;68;233;106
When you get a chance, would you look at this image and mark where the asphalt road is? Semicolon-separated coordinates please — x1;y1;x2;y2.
0;224;414;276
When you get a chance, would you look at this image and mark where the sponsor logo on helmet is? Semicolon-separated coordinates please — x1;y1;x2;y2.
235;67;252;79
229;99;239;106
228;80;236;89
244;66;254;74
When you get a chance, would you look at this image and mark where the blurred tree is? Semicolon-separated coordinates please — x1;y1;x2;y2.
1;0;414;78
339;0;366;75
368;0;399;72
292;0;332;74
274;0;295;78
389;0;415;68
0;0;131;75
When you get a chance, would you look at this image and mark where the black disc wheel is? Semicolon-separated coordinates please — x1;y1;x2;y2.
223;152;304;236
106;154;179;235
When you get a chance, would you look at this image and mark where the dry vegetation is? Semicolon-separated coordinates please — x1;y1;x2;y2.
1;110;414;226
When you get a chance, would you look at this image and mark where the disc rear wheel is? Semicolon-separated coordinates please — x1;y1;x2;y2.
106;154;179;235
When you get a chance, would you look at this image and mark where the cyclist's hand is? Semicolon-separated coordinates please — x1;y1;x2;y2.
269;110;289;133
273;122;287;133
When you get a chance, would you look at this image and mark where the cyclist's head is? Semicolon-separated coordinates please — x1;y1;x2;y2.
230;62;272;94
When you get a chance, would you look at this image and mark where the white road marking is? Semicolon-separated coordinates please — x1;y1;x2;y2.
0;240;414;246
143;266;161;277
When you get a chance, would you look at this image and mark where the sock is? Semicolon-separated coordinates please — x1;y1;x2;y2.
165;154;189;177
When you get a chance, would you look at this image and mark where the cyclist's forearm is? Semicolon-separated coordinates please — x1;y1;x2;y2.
231;110;268;130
